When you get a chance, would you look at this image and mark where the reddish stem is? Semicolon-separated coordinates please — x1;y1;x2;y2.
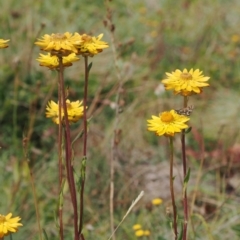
57;69;64;240
58;56;79;240
79;56;89;236
182;96;189;240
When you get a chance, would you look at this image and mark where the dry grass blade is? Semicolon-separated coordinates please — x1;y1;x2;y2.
107;191;144;240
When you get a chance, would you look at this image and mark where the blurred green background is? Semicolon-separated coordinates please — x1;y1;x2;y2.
1;0;240;239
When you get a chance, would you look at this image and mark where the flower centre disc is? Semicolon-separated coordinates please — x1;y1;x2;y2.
52;33;67;41
180;73;192;80
82;34;92;42
161;112;174;122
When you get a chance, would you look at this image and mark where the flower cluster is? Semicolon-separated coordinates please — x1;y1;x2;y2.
35;32;108;69
147;68;210;137
132;224;151;237
46;99;84;124
0;213;23;238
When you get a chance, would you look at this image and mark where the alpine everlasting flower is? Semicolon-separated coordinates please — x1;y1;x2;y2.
135;229;144;237
76;33;109;56
35;32;82;55
147;110;189;137
162;69;210;96
36;53;80;69
0;39;10;49
132;224;142;230
152;198;163;206
0;213;23;238
46;99;84;124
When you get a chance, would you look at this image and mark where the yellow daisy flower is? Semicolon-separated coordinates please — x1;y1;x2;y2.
46;99;84;124
0;213;23;238
35;32;82;55
36;53;80;69
147;110;189;137
152;198;163;205
0;39;10;49
132;224;142;230
231;34;240;43
162;68;210;96
76;33;108;56
135;229;144;237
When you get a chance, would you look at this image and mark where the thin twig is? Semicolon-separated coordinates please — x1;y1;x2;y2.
190;121;205;237
23;147;43;240
104;4;124;239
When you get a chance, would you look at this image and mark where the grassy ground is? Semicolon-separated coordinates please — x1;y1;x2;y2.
1;0;240;239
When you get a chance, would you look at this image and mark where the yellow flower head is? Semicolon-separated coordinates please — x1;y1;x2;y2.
0;39;10;49
147;110;189;137
135;229;144;237
152;198;163;205
162;68;210;96
231;34;240;43
36;53;80;69
132;224;142;231
0;213;23;238
46;99;84;124
76;33;108;57
35;32;82;55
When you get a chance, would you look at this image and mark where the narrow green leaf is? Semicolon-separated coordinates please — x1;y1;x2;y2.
177;223;183;240
59;179;66;208
183;168;191;195
184;168;191;184
87;62;93;73
71;129;84;146
42;228;49;240
185;127;192;134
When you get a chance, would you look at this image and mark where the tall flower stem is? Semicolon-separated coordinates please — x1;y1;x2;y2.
79;56;89;236
58;56;79;240
57;69;64;240
169;137;178;240
181;96;189;240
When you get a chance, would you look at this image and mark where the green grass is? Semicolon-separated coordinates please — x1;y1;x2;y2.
1;0;240;239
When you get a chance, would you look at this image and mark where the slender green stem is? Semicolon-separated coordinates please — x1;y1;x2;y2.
58;56;79;240
12;68;19;150
182;96;189;240
79;56;89;236
169;137;178;240
57;69;64;240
